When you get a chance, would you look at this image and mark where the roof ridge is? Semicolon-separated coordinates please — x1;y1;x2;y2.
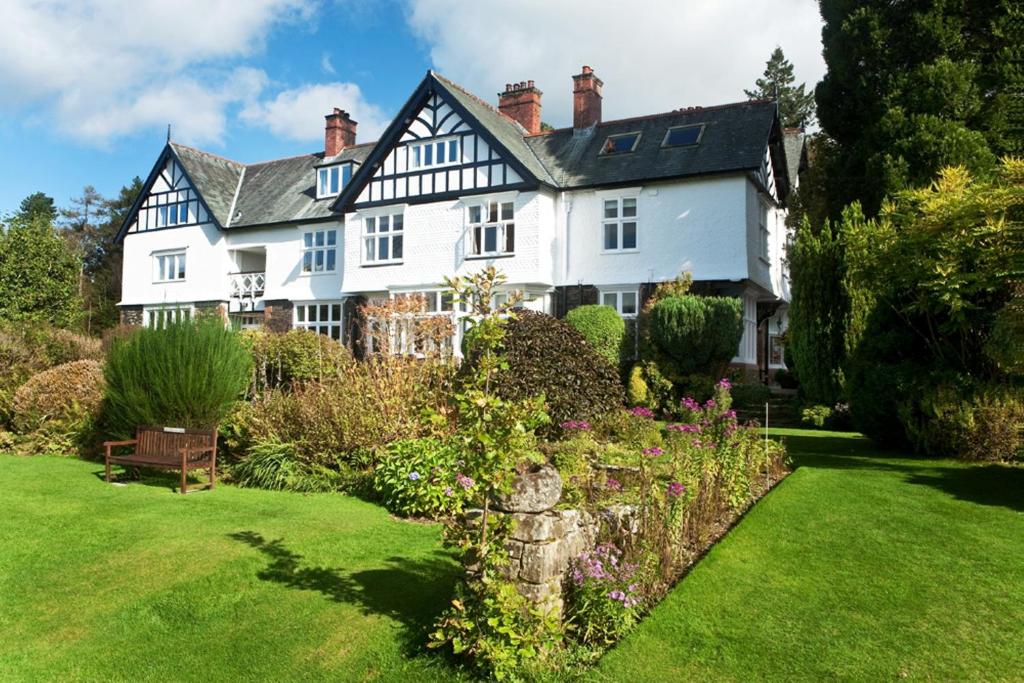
527;99;777;136
433;72;523;128
170;142;244;169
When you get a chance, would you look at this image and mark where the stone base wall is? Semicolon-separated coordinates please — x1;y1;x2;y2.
120;306;143;326
195;301;228;322
263;299;294;333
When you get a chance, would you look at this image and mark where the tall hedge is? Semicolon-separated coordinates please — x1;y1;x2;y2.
564;304;625;368
484;311;623;428
646;295;743;377
103;318;252;437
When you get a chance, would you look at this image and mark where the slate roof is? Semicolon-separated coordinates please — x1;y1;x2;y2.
169;142;373;228
159;72;790;231
525;100;779;189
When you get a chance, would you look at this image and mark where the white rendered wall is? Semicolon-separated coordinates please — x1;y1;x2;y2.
562;175;750;288
120;223;228;306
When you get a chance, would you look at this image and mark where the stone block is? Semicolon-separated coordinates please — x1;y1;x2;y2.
520;540;572;584
494;465;562;513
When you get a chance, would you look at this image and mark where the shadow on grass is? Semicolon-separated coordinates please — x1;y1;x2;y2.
92;466;211;493
778;431;1024;512
228;531;459;653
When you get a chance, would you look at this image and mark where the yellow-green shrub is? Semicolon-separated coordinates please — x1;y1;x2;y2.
12;360;105;438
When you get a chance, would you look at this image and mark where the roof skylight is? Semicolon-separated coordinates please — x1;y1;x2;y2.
600;132;641;155
662;124;704;147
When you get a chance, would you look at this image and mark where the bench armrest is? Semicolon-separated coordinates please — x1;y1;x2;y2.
103;439;138;447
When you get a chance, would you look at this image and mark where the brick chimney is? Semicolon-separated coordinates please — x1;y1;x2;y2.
572;65;603;130
325;108;357;157
498;80;543;135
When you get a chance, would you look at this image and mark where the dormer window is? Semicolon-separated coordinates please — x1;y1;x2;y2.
317;164;352;198
410;137;461;170
662;124;704;147
599;132;641;155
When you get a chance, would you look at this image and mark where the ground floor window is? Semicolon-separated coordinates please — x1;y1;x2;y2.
231;313;263;331
294;302;343;340
769;334;785;367
143;305;193;329
599;288;639;316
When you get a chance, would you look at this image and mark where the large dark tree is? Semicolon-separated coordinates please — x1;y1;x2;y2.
745;46;816;128
815;0;1011;218
0;214;82;328
16;192;57;223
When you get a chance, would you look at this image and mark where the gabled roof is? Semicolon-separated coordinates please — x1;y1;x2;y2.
330;71;554;212
169;144;243;226
525;100;781;190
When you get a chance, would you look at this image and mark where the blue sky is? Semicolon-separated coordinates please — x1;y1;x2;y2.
0;0;825;215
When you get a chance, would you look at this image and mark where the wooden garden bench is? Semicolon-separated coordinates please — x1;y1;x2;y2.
104;426;218;494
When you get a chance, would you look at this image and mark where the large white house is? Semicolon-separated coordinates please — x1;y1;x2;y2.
118;66;804;379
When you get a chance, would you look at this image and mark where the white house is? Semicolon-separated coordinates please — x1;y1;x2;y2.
118;66;803;379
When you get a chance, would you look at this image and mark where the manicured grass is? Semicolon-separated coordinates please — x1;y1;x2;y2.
0;456;463;682
596;428;1024;681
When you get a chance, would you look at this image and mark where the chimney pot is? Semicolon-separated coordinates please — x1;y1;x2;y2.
497;78;543;135
572;65;603;129
325;108;357;157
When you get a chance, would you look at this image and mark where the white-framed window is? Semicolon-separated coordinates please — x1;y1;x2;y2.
602;197;638;252
294;302;344;340
155;201;190;228
230;313;263;331
758;201;770;260
143;304;193;329
410;136;460;170
363;212;404;264
317;164;352;198
600;289;639;317
301;229;338;274
392;290;457;313
153;249;186;282
467;200;515;257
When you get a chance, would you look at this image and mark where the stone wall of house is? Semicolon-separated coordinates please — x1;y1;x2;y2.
263;299;293;333
120;306;143;326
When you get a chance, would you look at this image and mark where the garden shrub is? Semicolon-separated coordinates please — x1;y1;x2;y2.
646;295;743;378
230;438;344;492
12;360;105;435
103;318;252;437
626;364;649;407
373;438;475;517
565;305;625;368
801;404;833;428
245;328;352;391
484;311;623;430
903;384;1024;461
730;382;770;409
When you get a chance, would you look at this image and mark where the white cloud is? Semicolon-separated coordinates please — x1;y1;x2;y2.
0;0;315;146
241;82;391;142
405;0;826;128
321;52;337;75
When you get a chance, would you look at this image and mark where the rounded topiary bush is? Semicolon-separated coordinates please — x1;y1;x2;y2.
647;295;743;376
13;359;106;434
485;311;624;428
564;305;625;368
103;318;252;437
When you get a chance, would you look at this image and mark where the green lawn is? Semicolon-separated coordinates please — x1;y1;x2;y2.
3;431;1023;681
0;457;463;682
596;428;1024;681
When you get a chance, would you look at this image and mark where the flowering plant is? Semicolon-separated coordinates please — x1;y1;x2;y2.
373;437;474;518
566;544;643;645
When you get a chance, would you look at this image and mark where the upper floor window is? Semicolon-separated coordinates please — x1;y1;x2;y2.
301;229;337;274
600;132;641;155
602;197;638;252
363;212;404;264
601;289;639;317
662;124;704;147
155;201;190;228
295;302;343;340
317;164;352;198
758;201;769;260
153;249;186;282
468;200;514;257
410;137;460;170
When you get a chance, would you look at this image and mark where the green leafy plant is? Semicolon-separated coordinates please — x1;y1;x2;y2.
243;328;353;391
103;318;252;437
646;295;743;379
12;360;105;439
230;439;343;493
566;544;643;646
373;438;474;518
801;404;833;428
565;304;626;368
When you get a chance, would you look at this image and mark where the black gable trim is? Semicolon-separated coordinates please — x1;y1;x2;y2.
115;144;224;243
330;72;542;213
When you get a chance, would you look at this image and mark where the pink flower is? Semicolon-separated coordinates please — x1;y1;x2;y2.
455;473;474;490
560;420;592;431
667;481;686;498
680;397;700;411
629;406;655;418
705;399;717;409
642;446;664;457
667;423;700;433
605;477;623;492
716;378;732;389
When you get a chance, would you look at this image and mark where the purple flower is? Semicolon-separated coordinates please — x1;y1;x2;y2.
667;423;700;433
455;473;474;490
605;477;623;492
716;378;732;389
667;481;686;498
444;486;454;496
680;397;700;411
408;471;421;481
629;406;655;418
724;409;737;419
642;446;664;457
560;420;592;431
705;399;717;409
